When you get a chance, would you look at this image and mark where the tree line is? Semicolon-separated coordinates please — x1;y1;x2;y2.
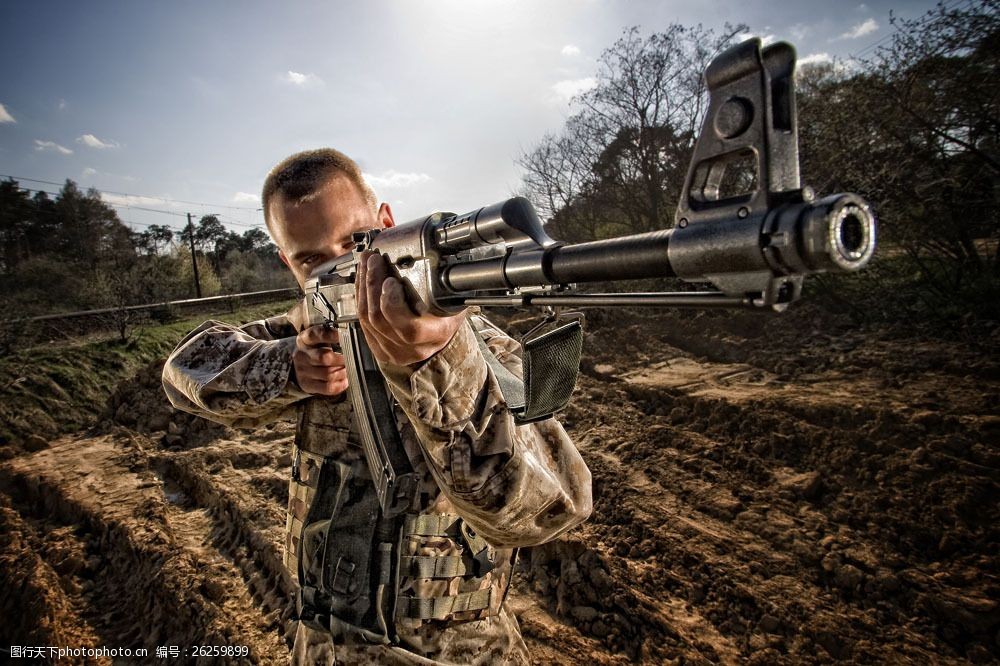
0;179;293;322
518;1;999;325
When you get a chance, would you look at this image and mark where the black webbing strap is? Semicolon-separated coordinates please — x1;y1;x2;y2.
475;320;583;423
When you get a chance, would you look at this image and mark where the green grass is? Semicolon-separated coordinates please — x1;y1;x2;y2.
0;300;298;448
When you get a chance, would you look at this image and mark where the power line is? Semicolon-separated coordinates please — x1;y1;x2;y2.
0;174;263;213
6;186;265;235
215;212;265;228
8;184;265;229
9;187;189;232
848;0;974;61
12;186;188;217
116;218;186;231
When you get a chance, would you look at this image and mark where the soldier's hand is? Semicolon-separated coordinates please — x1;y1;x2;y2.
293;325;348;396
357;251;466;366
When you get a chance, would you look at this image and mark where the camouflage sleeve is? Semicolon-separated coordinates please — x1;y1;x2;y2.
161;314;310;429
380;313;593;548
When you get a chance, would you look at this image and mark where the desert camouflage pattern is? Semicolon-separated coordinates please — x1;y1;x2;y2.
290;605;530;665
162;307;592;665
162;315;309;428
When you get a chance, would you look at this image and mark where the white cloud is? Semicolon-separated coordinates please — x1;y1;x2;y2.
736;32;776;46
839;18;878;40
81;167;137;182
233;191;260;204
795;53;859;76
34;139;73;155
58;99;67;110
100;193;180;208
552;77;597;101
77;133;119;149
285;70;324;87
0;103;15;123
799;52;833;67
789;24;810;42
362;170;432;190
561;44;581;57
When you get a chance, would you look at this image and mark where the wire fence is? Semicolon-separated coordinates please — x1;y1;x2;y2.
2;288;300;346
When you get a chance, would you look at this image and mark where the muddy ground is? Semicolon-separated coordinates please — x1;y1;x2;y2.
1;305;997;664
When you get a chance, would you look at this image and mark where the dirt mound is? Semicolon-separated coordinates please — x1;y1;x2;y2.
102;359;235;448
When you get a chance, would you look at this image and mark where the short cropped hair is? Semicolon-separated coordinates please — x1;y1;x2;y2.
261;148;377;233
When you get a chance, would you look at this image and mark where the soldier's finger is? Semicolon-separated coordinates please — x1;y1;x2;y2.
294;361;329;382
358;310;400;356
379;278;419;340
365;254;402;341
320;366;347;382
356;251;370;320
298;324;340;349
297;362;346;387
298;374;348;396
323;376;349;395
303;346;345;367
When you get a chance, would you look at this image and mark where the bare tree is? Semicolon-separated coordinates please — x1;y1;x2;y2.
799;0;999;289
518;24;745;242
870;0;1000;274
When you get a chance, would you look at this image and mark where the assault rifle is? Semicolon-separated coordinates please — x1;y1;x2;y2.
302;38;876;518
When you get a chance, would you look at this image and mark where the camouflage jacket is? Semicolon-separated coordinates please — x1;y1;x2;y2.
161;306;592;665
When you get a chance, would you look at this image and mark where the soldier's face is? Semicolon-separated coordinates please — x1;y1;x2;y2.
270;173;394;289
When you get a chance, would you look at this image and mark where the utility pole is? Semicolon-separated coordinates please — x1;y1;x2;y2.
186;213;202;298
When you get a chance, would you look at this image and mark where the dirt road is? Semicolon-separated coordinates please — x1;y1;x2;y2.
2;307;997;664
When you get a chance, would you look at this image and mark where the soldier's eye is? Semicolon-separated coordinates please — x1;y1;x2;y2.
302;255;322;266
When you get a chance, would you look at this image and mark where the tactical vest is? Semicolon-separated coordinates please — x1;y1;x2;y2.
284;395;513;645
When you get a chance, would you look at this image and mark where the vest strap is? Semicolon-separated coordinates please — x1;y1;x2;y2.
400;555;467;579
399;588;493;620
403;513;462;537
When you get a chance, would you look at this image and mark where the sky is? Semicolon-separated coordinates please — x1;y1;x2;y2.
0;0;943;237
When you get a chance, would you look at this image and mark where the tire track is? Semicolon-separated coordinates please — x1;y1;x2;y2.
518;335;996;663
151;439;297;648
0;494;106;664
0;431;290;663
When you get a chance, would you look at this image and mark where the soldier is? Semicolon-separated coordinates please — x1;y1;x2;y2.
162;148;592;665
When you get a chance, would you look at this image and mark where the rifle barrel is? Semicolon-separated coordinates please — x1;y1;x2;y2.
442;230;675;292
441;194;874;295
549;230;675;283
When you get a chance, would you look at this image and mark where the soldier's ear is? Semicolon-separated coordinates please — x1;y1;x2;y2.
278;249;291;269
377;203;395;229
